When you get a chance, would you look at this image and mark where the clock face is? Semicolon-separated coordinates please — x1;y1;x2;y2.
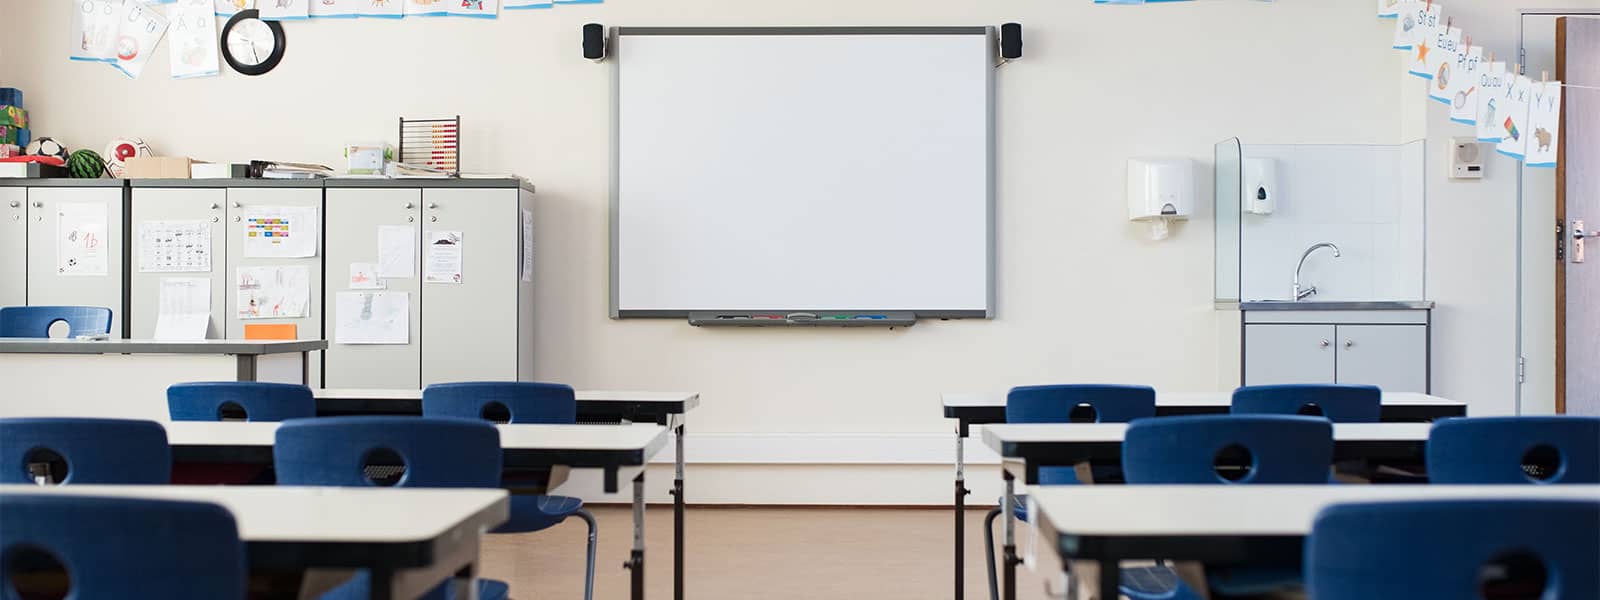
226;19;276;66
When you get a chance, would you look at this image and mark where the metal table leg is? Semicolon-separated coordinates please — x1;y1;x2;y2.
626;471;647;600
1098;560;1119;600
1002;469;1016;600
672;419;685;600
955;422;970;600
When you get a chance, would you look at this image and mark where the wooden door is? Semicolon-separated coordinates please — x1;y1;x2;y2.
1559;17;1599;415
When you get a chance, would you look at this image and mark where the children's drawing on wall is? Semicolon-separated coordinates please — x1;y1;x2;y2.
215;0;254;17
309;0;361;17
236;265;310;319
172;0;220;78
57;203;109;277
447;0;497;17
260;0;309;20
69;0;121;62
361;0;404;18
404;0;447;17
112;0;169;79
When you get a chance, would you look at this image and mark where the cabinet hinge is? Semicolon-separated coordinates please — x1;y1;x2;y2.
1517;356;1527;384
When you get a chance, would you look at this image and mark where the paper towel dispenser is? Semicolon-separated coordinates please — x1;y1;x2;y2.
1127;158;1193;240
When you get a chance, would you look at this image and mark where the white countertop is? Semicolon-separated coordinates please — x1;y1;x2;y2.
0;484;508;543
314;388;699;404
981;422;1431;448
163;421;668;452
1029;484;1600;537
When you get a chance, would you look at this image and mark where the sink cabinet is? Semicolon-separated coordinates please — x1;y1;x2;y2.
1242;308;1429;393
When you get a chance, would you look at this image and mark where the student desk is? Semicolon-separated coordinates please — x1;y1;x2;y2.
1029;485;1600;600
940;390;1463;600
982;422;1432;600
0;484;509;600
162;421;667;600
314;387;700;600
0;338;326;420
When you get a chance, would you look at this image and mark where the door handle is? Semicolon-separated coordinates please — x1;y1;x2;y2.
1574;219;1595;264
1344;339;1354;349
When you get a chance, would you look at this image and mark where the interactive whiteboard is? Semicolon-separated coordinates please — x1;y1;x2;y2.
612;27;994;318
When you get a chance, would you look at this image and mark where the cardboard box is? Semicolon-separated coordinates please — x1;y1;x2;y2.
125;156;207;179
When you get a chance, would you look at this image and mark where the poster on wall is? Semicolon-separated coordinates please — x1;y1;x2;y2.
1523;80;1561;168
171;0;221;79
139;220;212;273
112;0;170;79
309;0;362;18
448;0;499;18
69;0;121;62
242;206;318;258
259;0;310;19
423;230;463;284
236;265;310;319
1446;46;1483;124
1377;0;1401;18
57;202;109;277
404;0;448;16
505;0;553;9
1422;26;1461;96
360;0;405;18
1475;62;1508;142
1494;75;1533;160
1393;1;1440;51
215;0;255;17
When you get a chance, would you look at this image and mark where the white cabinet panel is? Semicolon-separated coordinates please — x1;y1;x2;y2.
0;188;26;308
1336;324;1428;392
323;188;423;389
25;186;127;336
1244;324;1336;385
224;187;323;385
128;187;226;339
420;188;519;385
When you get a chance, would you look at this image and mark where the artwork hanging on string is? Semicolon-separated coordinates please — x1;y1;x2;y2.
1446;46;1483;124
1494;74;1533;161
1394;1;1441;51
1475;62;1509;143
1524;80;1562;168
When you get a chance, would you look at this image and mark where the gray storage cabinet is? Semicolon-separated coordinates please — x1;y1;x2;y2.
129;180;323;384
1243;309;1430;393
0;179;130;337
322;179;535;389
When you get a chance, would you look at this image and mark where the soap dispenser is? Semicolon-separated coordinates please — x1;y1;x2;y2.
1242;158;1277;215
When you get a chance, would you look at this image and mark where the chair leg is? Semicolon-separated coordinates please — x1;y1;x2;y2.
984;507;1002;600
575;508;598;600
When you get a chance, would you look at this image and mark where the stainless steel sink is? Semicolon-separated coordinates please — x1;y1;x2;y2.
1238;300;1435;311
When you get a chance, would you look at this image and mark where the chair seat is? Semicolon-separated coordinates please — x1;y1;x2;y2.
1206;567;1302;597
496;494;584;533
1120;565;1204;600
318;573;507;600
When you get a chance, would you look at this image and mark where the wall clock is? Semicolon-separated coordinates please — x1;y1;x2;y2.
220;10;286;76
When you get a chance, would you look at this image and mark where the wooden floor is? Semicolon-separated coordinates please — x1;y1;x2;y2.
480;505;1050;599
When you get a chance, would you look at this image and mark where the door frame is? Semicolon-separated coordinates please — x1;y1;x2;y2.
1518;9;1600;414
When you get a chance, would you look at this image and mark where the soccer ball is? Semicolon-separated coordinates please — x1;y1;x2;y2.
24;137;68;161
103;137;153;178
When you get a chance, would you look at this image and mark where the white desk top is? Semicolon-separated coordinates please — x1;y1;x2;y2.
0;338;326;355
982;422;1431;449
163;421;668;453
0;484;508;543
1028;484;1600;537
314;388;699;405
942;391;1461;408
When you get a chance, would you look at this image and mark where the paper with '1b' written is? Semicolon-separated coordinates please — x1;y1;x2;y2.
58;202;109;277
139;220;211;272
237;265;310;319
243;206;318;258
424;230;463;284
154;277;211;340
335;291;408;344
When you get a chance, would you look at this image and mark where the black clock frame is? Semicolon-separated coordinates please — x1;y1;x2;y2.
220;9;286;76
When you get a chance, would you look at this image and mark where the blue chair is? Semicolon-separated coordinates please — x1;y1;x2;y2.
1427;416;1600;484
0;305;112;338
986;385;1157;600
422;382;597;600
1230;384;1382;422
1307;499;1600;599
168;381;316;422
1120;415;1335;599
0;418;170;485
0;494;246;599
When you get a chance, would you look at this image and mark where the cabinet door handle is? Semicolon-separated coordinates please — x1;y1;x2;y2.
1320;339;1331;348
427;203;438;209
232;202;241;208
210;203;219;210
31;201;43;208
1344;339;1355;349
8;201;18;208
403;202;414;209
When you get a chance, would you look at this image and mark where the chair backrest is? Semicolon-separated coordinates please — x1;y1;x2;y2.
0;418;170;485
422;381;577;424
1005;384;1156;424
1306;499;1600;600
0;306;113;338
1122;415;1334;484
1427;416;1600;484
1230;384;1382;423
167;381;316;422
0;494;246;600
273;416;501;488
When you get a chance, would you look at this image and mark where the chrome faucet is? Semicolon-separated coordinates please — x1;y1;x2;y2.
1293;242;1341;301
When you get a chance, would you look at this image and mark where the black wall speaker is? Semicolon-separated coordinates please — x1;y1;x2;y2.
583;23;606;61
999;23;1023;60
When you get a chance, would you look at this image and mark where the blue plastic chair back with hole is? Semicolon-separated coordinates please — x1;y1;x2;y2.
168;381;317;422
1006;384;1156;485
1231;384;1381;423
1307;499;1600;599
0;494;246;599
1123;415;1333;484
0;418;170;485
274;416;501;488
0;306;113;338
422;382;577;424
1427;416;1600;484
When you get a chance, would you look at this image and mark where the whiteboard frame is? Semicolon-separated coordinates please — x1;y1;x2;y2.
608;26;997;319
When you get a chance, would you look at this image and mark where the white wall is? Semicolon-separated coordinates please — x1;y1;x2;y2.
4;0;1422;503
1239;143;1425;302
